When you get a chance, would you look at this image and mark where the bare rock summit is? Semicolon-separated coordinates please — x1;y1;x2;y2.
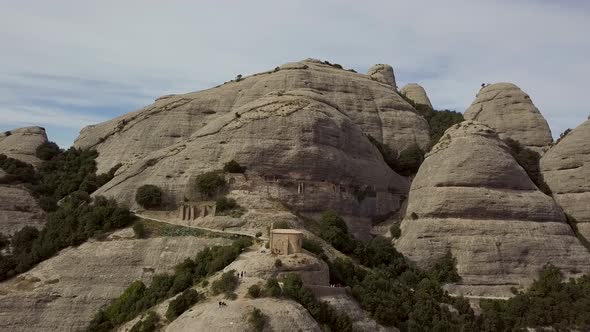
541;119;590;240
74;59;427;174
0;126;48;167
395;120;590;297
400;83;432;108
367;63;397;89
464;83;553;153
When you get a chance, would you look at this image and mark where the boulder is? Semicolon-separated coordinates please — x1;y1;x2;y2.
395;121;590;297
400;83;432;108
541;119;590;240
367;64;397;89
74;59;428;174
0;235;232;331
0;126;48;167
93;94;410;237
464;83;553;153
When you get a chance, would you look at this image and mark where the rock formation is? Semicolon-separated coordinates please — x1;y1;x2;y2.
92;93;411;237
74;59;428;174
367;64;397;89
395;121;590;296
0;126;48;167
400;83;432;108
0;186;45;235
464;83;553;153
541;119;590;240
0;234;232;331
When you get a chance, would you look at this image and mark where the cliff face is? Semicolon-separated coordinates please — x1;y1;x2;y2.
74;59;429;174
464;83;553;153
0;126;48;234
0;234;232;332
395;121;590;296
541;119;590;240
0;126;48;168
400;83;432;108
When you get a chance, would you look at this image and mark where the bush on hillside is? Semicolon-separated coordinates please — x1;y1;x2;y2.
215;197;238;212
135;185;163;209
0;154;36;184
211;270;239;295
35;141;61;161
195;172;226;197
133;221;147;239
396;144;425;176
247;284;262;298
264;277;282;297
129;311;159;332
390;224;401;239
223;160;246;173
503;138;551;195
165;289;200;321
248;307;266;332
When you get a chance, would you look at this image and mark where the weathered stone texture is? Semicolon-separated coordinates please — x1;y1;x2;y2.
0;126;48;167
464;83;553;153
396;121;590;296
541;119;590;240
400;83;432;108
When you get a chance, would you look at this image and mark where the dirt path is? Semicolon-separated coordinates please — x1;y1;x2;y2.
134;213;268;240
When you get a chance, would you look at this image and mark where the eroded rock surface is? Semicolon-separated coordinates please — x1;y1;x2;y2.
541;119;590;240
0;127;48;167
395;121;590;296
74;59;428;174
400;83;432;108
464;83;553;153
367;64;397;89
93;94;410;237
0;185;45;235
0;235;232;332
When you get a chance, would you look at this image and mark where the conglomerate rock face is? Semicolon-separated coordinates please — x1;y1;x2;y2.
92;93;411;237
541;119;590;240
367;64;397;89
74;59;428;174
0;126;48;167
395;121;590;296
400;83;432;108
464;83;553;153
0;235;232;332
0;185;45;235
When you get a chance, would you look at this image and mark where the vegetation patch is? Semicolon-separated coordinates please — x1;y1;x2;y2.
211;270;239;296
88;238;251;330
129;311;159;332
223;160;246;173
215;197;245;217
247;307;266;332
165;289;200;321
135;185;163;209
195;171;226;197
503;137;552;195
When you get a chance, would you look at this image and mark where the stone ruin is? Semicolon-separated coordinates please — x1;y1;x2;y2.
178;201;216;221
270;228;303;255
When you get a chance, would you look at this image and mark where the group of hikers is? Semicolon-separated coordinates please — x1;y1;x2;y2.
218;301;228;307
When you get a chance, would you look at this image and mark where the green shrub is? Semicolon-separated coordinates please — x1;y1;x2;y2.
195;172;226;197
302;238;323;255
389;224;401;239
135;185;162;209
129;311;159;332
396;144;424;176
248;307;266;332
133;221;147;239
211;270;239;295
318;211;356;254
165;289;200;321
367;135;399;171
247;284;262;298
428;251;461;283
0;154;36;184
264;277;282;297
273;221;291;229
0;232;8;250
274;259;283;268
223;160;246;173
255;231;262;238
35;141;61;161
215;197;238;213
503;138;552;195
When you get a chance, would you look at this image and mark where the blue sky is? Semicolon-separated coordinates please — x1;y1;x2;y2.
1;0;589;148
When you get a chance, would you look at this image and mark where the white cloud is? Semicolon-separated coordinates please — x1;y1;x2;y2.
0;0;589;144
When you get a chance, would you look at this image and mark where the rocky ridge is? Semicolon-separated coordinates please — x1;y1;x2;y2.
464;83;553;153
400;83;432;108
0;126;48;167
541;119;590;240
395;121;590;296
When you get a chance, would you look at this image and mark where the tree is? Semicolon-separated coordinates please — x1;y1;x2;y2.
396;144;424;176
195;172;226;197
223;160;246;173
135;185;162;209
165;289;200;321
248;307;266;332
247;284;262;298
264;277;282;297
35;141;61;161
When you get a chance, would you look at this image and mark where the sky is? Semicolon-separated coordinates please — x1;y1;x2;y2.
1;0;589;148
